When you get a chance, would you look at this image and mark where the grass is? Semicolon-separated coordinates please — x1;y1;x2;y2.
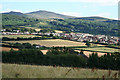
19;26;42;32
5;39;106;47
1;35;41;39
5;39;86;47
75;47;119;53
2;63;120;78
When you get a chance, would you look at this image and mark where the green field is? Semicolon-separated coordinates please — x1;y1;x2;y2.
75;47;119;53
5;39;86;47
1;35;41;39
2;63;120;78
20;26;41;32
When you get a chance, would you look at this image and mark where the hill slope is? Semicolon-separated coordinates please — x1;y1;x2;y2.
2;14;39;27
3;11;26;17
37;18;118;36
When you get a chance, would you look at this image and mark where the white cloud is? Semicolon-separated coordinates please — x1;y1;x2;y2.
90;12;117;20
0;4;2;9
1;9;22;13
93;12;111;17
60;12;82;17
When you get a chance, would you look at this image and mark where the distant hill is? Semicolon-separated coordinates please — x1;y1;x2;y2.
25;10;74;19
70;16;118;24
3;10;74;19
3;11;27;17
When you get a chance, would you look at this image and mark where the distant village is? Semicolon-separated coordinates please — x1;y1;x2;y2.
1;29;119;44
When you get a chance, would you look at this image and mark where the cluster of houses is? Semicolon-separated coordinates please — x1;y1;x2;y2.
1;29;119;44
52;33;119;44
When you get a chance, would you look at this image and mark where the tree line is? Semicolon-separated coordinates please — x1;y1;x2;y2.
2;47;120;70
2;36;52;41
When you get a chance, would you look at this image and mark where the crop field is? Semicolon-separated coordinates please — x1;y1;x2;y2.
0;47;19;52
75;47;119;53
2;63;120;78
41;50;48;55
1;35;41;39
5;39;86;47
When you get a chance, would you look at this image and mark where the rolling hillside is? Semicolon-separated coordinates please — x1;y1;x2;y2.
26;10;74;19
3;10;74;19
2;14;39;28
2;10;119;36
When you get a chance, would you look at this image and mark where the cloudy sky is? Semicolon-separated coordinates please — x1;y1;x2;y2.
1;0;119;19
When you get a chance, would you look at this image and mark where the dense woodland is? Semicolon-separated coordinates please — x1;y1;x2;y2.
2;14;119;36
47;19;118;36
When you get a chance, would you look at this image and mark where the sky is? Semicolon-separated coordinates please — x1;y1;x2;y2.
0;0;119;20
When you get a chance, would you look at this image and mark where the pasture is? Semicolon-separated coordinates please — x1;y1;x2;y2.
75;47;119;53
1;35;41;39
5;39;86;47
5;39;106;47
2;63;120;78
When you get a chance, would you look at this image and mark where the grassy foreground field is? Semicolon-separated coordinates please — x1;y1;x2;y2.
2;63;120;78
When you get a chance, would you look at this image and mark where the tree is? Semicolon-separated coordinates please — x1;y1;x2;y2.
80;49;84;54
85;41;91;47
88;52;99;68
50;34;53;37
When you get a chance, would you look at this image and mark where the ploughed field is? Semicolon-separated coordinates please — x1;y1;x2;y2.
2;63;120;78
0;47;18;52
